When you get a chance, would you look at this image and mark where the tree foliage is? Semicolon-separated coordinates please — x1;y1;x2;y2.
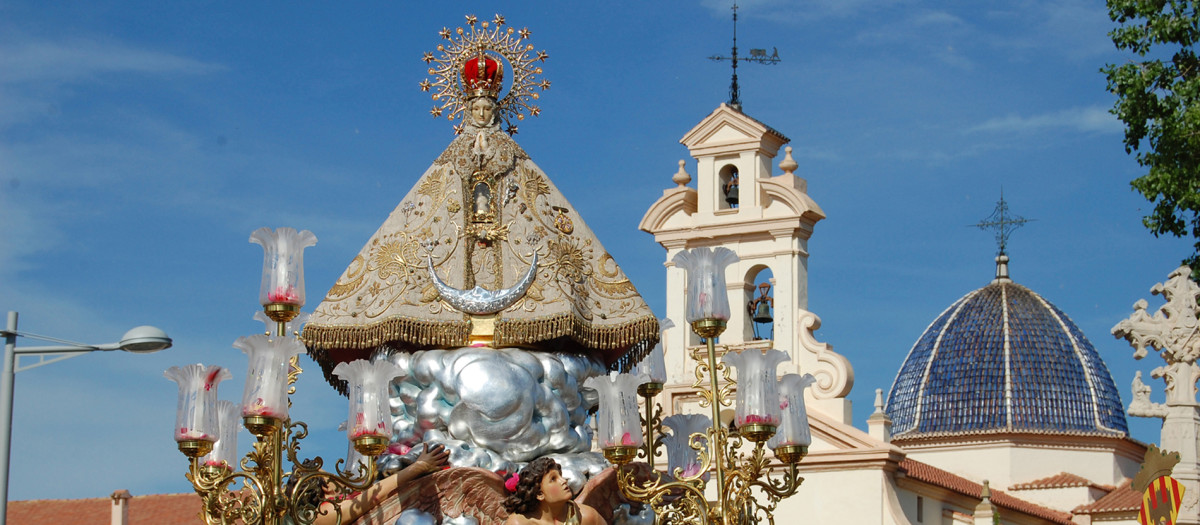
1103;0;1200;273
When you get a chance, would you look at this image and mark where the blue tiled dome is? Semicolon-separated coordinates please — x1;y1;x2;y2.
885;279;1128;439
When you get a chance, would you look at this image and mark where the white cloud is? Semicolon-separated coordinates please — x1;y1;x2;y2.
968;106;1121;135
0;39;223;85
700;0;910;21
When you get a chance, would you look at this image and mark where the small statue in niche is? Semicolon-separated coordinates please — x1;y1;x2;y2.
748;282;774;340
473;181;494;223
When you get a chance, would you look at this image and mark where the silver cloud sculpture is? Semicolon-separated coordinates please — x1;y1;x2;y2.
381;347;606;470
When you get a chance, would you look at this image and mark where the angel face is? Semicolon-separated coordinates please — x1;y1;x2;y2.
536;468;572;505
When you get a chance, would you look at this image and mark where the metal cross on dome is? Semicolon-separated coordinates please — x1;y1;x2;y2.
973;191;1033;256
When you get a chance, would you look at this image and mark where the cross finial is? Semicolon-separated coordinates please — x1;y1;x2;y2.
973;191;1032;257
972;191;1033;283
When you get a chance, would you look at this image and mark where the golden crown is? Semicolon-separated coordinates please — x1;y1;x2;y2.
462;51;504;100
420;14;550;135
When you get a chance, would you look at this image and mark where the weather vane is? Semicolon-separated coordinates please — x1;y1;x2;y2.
419;14;550;135
973;191;1033;256
708;2;780;110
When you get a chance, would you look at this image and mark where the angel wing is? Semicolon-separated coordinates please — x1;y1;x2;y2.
354;468;509;525
576;465;658;525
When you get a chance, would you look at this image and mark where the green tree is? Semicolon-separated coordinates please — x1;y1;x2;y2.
1103;0;1200;274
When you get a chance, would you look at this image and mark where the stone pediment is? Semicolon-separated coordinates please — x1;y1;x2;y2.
809;404;894;452
679;103;789;158
803;406;906;471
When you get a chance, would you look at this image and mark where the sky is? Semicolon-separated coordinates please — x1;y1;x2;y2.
1;0;1194;502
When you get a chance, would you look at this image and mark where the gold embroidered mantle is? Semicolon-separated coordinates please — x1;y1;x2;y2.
303;126;658;374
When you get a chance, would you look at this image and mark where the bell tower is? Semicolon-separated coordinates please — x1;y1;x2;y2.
640;103;854;422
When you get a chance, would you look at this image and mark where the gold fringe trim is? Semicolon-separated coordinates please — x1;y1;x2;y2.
301;314;660;383
302;316;472;351
494;314;659;369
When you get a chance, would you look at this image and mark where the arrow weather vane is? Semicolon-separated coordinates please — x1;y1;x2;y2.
709;2;780;110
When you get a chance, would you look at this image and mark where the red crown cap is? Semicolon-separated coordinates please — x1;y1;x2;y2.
462;54;504;100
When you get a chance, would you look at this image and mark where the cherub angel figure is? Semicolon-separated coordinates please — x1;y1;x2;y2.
504;458;607;525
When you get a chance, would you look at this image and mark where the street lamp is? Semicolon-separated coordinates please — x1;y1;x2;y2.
0;311;172;525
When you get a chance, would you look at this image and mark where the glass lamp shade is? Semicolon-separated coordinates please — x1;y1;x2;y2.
671;247;739;323
633;317;674;384
165;364;232;442
250;227;317;308
768;374;815;450
201;401;241;470
332;359;406;441
583;372;649;448
721;348;790;428
236;334;304;420
661;414;712;481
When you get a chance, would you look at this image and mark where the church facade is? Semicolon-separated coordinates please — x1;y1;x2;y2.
640;104;1149;524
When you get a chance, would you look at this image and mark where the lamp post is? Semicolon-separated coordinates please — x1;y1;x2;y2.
0;311;172;525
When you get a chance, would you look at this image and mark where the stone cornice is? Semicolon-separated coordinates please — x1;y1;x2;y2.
647;215;819;244
895;432;1146;461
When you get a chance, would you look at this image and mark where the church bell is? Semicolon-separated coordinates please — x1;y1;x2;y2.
753;301;772;323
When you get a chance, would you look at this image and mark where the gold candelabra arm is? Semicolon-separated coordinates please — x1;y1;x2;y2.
188;458;267;525
284;463;380;525
287;355;302;394
284;421;312;469
752;462;803;500
616;464;710;525
718;442;804;525
637;393;664;466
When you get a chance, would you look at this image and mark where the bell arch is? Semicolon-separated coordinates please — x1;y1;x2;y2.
719;163;739;210
742;264;775;341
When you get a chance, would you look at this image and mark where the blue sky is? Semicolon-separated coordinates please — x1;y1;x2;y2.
1;0;1192;501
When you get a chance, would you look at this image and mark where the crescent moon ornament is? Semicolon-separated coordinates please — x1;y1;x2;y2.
428;253;539;315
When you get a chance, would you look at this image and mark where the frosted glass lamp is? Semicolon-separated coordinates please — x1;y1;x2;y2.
721;348;789;442
333;359;406;456
250;227;317;327
165;363;231;457
768;374;815;464
585;372;649;464
662;414;712;482
236;334;304;434
200;400;241;471
671;247;738;337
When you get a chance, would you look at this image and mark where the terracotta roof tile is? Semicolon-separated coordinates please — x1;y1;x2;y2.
1010;472;1113;491
898;459;1075;524
1074;479;1141;514
8;492;201;525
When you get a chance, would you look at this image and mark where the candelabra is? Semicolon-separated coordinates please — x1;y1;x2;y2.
169;227;395;525
597;247;812;525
